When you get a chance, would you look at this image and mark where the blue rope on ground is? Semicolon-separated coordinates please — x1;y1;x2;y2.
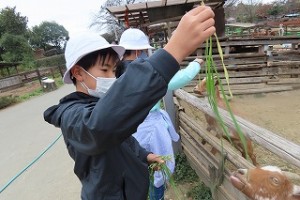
0;133;62;194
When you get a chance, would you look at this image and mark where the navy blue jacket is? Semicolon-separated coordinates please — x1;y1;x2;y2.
43;49;179;200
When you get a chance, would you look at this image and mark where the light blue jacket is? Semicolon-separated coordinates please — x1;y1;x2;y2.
133;60;201;188
150;61;201;111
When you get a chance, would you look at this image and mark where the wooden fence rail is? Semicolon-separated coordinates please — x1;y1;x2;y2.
0;65;64;91
173;89;300;200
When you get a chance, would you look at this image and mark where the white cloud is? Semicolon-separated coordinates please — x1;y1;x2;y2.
1;0;106;37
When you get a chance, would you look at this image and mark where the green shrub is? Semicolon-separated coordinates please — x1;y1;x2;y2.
187;182;212;200
173;153;212;200
173;153;199;183
18;88;43;101
0;95;18;109
35;54;65;68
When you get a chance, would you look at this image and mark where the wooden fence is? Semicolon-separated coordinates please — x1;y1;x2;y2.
173;89;300;200
0;65;64;92
181;37;300;96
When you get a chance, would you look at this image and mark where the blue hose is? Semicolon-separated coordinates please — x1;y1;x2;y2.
0;133;62;193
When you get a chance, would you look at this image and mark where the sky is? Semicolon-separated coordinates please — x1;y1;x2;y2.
0;0;107;37
1;0;275;38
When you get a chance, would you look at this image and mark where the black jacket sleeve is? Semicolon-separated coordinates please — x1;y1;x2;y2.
49;49;180;155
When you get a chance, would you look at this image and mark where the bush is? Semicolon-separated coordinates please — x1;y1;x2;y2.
187;182;212;200
173;153;199;183
173;153;212;200
0;95;18;109
35;54;65;68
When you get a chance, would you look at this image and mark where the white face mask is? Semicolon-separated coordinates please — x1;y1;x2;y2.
80;69;116;98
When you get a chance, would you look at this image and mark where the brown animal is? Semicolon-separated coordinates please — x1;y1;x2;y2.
194;78;258;166
251;28;277;37
230;166;300;200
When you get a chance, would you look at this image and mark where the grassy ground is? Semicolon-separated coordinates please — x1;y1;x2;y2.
165;153;212;200
0;77;63;110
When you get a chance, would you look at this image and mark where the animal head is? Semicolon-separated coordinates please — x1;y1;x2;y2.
198;76;219;93
230;166;300;200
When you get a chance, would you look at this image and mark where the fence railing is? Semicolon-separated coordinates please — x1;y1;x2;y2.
173;89;300;200
0;65;65;92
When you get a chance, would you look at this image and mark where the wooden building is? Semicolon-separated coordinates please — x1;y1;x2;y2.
107;0;227;40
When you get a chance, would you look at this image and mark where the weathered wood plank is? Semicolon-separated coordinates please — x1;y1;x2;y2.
184;53;266;61
180;112;253;169
0;76;23;89
184;84;293;95
267;61;300;67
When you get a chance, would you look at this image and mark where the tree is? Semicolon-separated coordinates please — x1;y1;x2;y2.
224;0;241;19
267;3;284;16
285;0;300;14
0;33;33;62
0;7;30;62
235;0;262;23
255;3;273;19
90;0;143;41
29;21;69;53
0;6;28;37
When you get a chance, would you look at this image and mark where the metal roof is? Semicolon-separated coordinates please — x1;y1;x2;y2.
107;0;225;34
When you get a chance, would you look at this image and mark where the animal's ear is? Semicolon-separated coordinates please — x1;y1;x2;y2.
293;185;300;198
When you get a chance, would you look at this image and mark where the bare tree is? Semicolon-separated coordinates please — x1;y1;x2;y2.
242;0;262;22
224;0;240;19
90;0;144;42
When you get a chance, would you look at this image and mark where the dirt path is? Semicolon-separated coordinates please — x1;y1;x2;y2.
232;90;300;145
228;89;300;172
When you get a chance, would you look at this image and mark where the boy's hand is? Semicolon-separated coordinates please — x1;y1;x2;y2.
164;6;215;63
147;153;164;171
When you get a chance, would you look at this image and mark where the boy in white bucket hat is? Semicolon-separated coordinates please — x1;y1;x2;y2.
116;28;154;77
44;5;215;200
119;28;204;200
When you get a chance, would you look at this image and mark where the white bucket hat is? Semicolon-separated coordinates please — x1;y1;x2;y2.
119;28;154;50
63;33;125;84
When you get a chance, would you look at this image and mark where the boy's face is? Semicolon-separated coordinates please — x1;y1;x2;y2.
76;54;118;91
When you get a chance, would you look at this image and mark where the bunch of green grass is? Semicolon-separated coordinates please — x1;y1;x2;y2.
148;155;181;200
201;1;249;161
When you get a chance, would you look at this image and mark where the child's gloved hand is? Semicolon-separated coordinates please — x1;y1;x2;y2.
194;58;204;65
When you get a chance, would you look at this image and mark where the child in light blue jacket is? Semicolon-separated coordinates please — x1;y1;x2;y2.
133;59;203;200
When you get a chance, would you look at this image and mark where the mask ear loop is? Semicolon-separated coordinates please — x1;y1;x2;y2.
81;67;97;80
79;68;96;92
79;81;89;92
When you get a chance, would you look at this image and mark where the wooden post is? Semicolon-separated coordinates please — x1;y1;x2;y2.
164;21;181;153
50;67;55;78
58;65;64;78
214;5;225;37
258;45;264;53
6;67;10;76
36;69;42;85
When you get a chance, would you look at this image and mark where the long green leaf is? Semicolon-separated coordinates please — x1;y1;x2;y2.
200;1;249;162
